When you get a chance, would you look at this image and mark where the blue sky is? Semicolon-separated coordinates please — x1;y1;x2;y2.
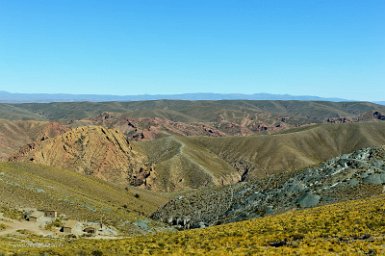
0;0;384;100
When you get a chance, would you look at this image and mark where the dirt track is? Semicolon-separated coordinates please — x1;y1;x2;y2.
0;215;53;237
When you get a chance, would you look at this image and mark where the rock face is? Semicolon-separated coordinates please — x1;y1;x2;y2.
373;111;385;121
12;126;156;188
152;146;385;229
91;113;227;141
326;117;353;123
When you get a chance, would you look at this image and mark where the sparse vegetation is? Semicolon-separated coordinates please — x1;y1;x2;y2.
153;146;385;228
0;195;384;255
45;218;63;231
0;162;170;235
0;207;22;220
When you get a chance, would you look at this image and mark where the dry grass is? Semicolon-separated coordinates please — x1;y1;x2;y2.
0;162;170;234
1;194;385;255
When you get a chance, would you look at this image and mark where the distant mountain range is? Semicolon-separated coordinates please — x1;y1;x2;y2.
0;91;353;103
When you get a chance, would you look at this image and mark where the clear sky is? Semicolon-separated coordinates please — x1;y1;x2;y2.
0;0;384;100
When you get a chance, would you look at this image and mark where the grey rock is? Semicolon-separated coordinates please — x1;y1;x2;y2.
152;146;385;229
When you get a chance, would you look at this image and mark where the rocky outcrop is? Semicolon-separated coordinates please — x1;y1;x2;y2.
373;111;385;121
90;114;227;141
12;126;156;188
326;117;353;123
152;146;385;229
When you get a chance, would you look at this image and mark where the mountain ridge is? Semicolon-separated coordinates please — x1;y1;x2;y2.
2;100;385;122
0;91;350;103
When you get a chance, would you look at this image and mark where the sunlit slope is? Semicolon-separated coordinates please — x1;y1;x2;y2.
0;162;169;233
6;194;385;255
136;136;240;191
187;122;385;178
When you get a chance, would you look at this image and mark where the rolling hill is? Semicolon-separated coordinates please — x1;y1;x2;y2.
0;100;383;124
0;104;45;120
135;122;385;191
11;122;385;192
1;100;384;143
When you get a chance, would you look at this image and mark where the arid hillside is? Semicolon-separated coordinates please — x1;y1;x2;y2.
10;122;385;192
5;100;384;122
1;101;385;138
152;145;385;228
1;100;382;160
11;126;156;188
187;122;385;178
136;122;385;190
0;162;170;235
1;101;385;192
3;194;385;255
0;101;385;255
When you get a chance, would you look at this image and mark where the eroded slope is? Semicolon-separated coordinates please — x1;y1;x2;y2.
12;126;155;188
